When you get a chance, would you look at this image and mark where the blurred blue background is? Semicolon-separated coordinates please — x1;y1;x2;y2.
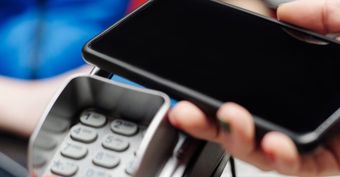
0;0;145;79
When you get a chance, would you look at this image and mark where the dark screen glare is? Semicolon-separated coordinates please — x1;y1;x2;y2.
90;0;340;133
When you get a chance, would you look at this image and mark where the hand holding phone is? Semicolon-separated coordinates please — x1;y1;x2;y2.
169;1;340;176
170;101;340;177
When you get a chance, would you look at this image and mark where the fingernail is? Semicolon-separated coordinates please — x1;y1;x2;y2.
218;119;231;133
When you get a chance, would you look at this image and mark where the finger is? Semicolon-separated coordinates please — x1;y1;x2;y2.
297;136;340;177
295;146;339;177
297;155;318;177
313;146;340;176
326;135;340;168
261;132;300;175
170;102;274;170
217;102;255;157
169;101;220;142
217;103;277;170
277;0;340;34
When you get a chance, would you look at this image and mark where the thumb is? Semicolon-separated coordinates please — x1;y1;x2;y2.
277;0;340;34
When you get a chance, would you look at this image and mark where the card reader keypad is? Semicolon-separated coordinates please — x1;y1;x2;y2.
46;110;145;177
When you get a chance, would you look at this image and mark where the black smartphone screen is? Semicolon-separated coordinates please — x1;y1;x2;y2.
88;0;340;134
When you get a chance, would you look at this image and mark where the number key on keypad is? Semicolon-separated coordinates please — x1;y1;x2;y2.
70;125;97;143
61;142;88;160
93;151;120;169
102;135;129;152
111;119;138;136
125;159;137;176
32;153;47;168
80;111;106;128
51;160;78;177
84;168;111;177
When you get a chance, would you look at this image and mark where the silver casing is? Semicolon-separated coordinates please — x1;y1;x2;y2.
263;0;295;9
28;74;228;177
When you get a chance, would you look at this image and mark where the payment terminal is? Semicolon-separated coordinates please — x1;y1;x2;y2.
28;70;228;177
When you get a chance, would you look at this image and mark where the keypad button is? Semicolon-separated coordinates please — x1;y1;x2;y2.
80;111;106;128
32;153;47;168
35;133;57;150
93;151;120;169
42;118;69;133
102;135;129;152
51;160;78;177
125;159;137;176
84;169;111;177
111;119;138;136
61;142;88;160
70;125;97;143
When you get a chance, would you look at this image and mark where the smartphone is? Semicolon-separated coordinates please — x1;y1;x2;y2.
82;0;340;152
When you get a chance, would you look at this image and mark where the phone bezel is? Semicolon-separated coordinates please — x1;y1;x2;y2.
82;0;340;152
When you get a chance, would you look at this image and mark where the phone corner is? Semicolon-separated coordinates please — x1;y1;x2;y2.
81;41;93;61
295;132;321;153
